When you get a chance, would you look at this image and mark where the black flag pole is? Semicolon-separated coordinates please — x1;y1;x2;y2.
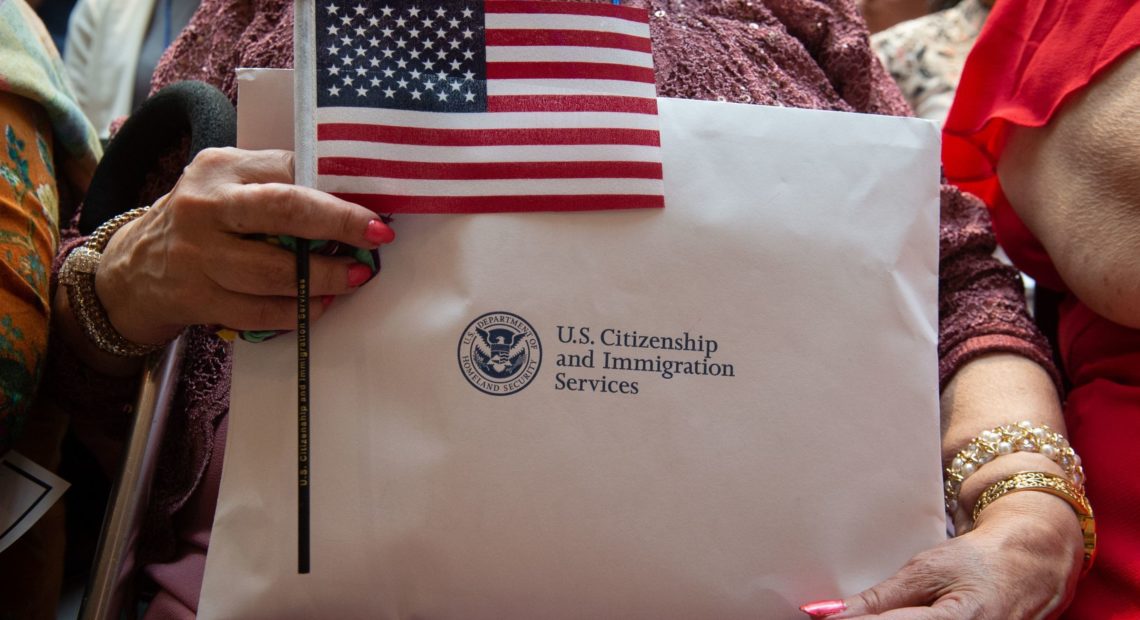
296;240;311;574
295;0;316;575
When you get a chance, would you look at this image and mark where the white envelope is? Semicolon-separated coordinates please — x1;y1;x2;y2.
201;69;946;619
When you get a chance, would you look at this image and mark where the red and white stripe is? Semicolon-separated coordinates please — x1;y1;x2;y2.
316;0;662;214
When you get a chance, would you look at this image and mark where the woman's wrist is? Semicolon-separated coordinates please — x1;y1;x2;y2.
94;212;184;347
53;284;146;377
970;486;1087;580
943;419;1083;516
56;202;183;372
953;452;1067;532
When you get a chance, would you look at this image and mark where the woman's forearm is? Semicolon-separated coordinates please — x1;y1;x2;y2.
940;352;1068;530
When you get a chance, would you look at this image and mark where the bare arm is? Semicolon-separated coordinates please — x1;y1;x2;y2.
999;50;1140;328
939;354;1070;532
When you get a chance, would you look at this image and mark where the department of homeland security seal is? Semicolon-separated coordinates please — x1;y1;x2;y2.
458;311;542;395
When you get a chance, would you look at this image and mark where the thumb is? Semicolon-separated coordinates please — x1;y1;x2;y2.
841;584;928;617
798;568;930;618
837;552;957;617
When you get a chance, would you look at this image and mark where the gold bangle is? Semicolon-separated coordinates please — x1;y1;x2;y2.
59;206;166;357
973;471;1096;573
944;421;1084;515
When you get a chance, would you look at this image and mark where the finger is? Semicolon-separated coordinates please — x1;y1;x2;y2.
310;256;376;296
215;182;395;248
838;552;954;617
204;241;365;297
847;595;982;620
183;147;296;185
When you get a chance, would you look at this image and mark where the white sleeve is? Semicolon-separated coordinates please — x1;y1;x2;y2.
63;0;101;131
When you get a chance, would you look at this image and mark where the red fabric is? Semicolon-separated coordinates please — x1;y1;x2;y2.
943;1;1140;617
943;0;1140;290
1061;300;1140;619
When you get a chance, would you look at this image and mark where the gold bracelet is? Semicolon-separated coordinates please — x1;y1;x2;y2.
973;471;1096;573
59;206;166;357
944;421;1084;514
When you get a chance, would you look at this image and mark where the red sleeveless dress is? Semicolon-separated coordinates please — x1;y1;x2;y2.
943;1;1140;617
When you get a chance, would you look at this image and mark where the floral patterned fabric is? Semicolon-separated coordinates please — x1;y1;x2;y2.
0;95;58;452
0;0;101;454
872;0;990;124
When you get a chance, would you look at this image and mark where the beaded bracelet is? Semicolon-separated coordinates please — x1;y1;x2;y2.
944;421;1085;515
59;206;167;357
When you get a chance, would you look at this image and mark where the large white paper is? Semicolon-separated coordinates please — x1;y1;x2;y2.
202;69;946;619
0;451;69;554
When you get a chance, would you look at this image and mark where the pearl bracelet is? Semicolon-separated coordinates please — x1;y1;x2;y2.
944;421;1085;515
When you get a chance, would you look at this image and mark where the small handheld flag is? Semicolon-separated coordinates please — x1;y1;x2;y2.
311;0;662;214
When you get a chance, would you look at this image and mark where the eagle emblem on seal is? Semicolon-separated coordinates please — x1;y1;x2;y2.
473;327;529;378
458;312;542;395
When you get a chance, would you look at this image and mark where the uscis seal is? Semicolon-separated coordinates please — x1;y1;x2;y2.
458;311;542;395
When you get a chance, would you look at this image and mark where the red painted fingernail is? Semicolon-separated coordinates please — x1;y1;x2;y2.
364;219;395;245
799;600;846;618
347;264;372;287
321;295;335;310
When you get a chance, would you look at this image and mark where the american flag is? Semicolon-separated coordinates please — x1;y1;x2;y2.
313;0;663;213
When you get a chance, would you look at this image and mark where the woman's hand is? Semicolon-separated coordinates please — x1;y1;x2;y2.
95;147;394;346
804;491;1084;619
